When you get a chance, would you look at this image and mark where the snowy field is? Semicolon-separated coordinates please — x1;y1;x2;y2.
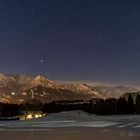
0;111;140;140
0;111;140;129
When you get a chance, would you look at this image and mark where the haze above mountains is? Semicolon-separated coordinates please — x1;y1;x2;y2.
0;73;139;104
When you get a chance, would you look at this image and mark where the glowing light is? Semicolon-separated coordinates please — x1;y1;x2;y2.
40;59;44;63
23;113;44;120
11;92;15;95
26;114;33;119
35;114;42;118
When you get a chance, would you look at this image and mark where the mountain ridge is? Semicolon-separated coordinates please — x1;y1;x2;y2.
0;73;139;103
0;74;103;104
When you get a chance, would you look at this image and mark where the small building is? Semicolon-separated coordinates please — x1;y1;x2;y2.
20;111;46;120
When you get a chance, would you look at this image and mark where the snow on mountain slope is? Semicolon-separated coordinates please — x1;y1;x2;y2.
59;83;105;98
0;74;103;103
94;85;139;98
0;73;138;103
31;75;55;87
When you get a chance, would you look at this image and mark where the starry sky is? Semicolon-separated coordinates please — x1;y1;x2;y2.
0;0;140;84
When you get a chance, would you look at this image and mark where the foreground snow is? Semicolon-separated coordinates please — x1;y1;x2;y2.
0;111;140;129
0;111;140;140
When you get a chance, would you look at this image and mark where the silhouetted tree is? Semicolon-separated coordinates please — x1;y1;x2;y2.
127;94;134;114
88;100;94;113
95;99;105;115
117;97;128;114
135;94;140;114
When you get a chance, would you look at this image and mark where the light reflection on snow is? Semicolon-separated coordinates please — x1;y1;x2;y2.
75;121;119;127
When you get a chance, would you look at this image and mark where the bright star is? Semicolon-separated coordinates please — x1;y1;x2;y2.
40;59;44;63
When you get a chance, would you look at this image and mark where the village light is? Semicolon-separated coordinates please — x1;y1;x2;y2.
11;92;15;95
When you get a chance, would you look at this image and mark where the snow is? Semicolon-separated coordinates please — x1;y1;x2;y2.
1;111;140;131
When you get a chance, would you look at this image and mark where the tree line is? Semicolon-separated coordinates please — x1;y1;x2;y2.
0;93;140;117
90;94;140;115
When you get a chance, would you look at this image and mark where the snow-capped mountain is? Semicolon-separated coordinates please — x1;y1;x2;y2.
0;73;32;88
31;75;56;88
0;73;139;104
0;74;103;104
60;83;105;98
94;85;139;98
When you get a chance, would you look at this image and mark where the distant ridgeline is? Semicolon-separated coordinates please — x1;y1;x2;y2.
0;73;139;104
0;93;140;119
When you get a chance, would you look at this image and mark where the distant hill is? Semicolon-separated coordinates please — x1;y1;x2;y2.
93;85;139;98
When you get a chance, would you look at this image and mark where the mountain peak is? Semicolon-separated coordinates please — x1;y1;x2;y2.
31;75;55;87
35;75;47;80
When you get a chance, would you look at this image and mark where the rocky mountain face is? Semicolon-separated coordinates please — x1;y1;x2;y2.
94;85;139;98
0;74;32;103
0;73;139;104
0;74;104;104
122;92;140;102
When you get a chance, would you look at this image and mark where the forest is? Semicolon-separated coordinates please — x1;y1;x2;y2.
0;94;140;118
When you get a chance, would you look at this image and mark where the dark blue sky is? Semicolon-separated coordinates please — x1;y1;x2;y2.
0;0;140;83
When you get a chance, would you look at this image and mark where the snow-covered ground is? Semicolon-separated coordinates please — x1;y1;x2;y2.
0;111;140;130
1;111;140;140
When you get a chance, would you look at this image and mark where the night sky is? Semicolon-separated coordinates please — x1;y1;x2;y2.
0;0;140;84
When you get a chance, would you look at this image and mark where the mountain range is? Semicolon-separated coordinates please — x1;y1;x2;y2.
0;73;139;104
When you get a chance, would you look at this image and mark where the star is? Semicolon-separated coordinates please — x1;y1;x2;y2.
59;54;63;57
95;54;100;57
31;11;35;16
40;59;44;63
73;12;78;16
128;41;132;44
